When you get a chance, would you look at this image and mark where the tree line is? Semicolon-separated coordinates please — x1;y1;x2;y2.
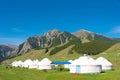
49;40;114;55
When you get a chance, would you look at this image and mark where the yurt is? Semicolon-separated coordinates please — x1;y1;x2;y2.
69;55;102;74
64;60;73;68
16;60;23;67
37;58;53;70
33;59;39;68
96;57;112;70
11;60;23;67
11;60;18;67
22;59;35;68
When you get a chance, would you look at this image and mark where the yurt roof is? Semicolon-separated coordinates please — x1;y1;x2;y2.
52;61;71;64
33;59;39;63
17;60;23;64
41;58;51;63
38;58;51;65
23;59;34;64
72;55;98;65
96;57;112;65
11;60;18;65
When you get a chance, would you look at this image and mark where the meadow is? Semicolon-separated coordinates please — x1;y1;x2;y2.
0;65;120;80
1;52;120;80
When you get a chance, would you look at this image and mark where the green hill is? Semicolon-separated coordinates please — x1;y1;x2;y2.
105;43;120;53
73;40;114;55
3;44;80;63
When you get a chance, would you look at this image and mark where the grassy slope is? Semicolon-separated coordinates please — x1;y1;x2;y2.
4;42;120;64
51;45;81;61
3;45;80;63
3;49;46;63
105;43;120;53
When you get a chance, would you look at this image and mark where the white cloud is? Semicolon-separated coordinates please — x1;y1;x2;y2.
105;26;120;38
110;26;120;34
11;27;24;32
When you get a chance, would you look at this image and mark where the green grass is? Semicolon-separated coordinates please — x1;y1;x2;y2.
1;50;120;80
0;65;120;80
105;43;120;53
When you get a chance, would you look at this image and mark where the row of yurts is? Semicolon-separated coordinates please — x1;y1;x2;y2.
11;54;112;74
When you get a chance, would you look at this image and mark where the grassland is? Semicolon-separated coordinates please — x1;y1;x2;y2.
1;43;120;80
0;65;120;80
1;51;120;80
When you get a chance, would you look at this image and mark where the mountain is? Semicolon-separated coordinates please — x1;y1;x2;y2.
0;29;120;62
4;44;18;49
17;29;116;56
74;29;115;42
17;29;80;55
0;44;18;61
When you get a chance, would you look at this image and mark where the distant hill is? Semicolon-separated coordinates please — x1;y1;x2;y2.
0;44;18;61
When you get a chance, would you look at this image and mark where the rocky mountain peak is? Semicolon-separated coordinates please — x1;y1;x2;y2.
17;40;32;54
79;29;92;33
74;29;115;42
74;29;95;39
16;29;80;55
45;29;60;37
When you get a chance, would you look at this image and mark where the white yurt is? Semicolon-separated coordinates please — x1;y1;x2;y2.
69;55;102;74
64;60;73;68
96;57;112;70
22;59;35;68
11;60;18;67
33;59;39;68
16;60;23;67
37;58;53;70
11;60;23;67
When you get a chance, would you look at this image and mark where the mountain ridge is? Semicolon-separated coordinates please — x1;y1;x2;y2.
0;29;119;61
73;29;115;42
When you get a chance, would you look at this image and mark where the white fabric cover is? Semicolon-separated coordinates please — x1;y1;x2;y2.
96;57;112;70
37;58;53;70
69;55;101;74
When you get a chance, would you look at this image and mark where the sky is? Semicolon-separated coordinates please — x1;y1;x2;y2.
0;0;120;45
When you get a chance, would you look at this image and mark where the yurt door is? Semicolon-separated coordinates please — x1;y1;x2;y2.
76;65;80;73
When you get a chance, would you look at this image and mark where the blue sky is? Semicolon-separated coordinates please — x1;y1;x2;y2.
0;0;120;45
